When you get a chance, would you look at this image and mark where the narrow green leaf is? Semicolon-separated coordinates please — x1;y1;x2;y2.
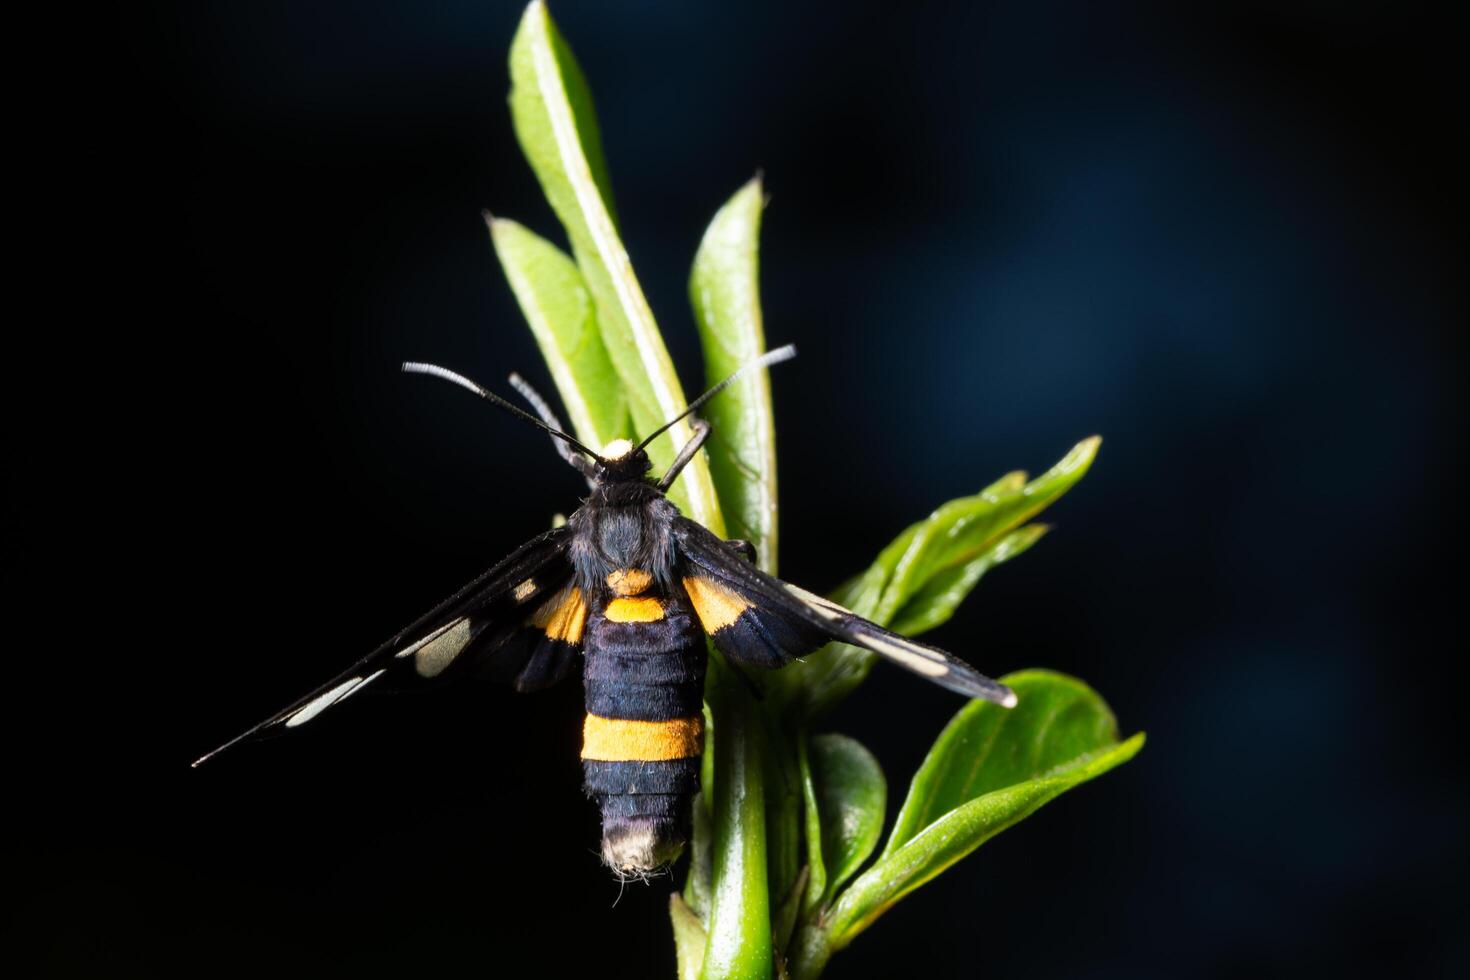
876;436;1100;623
670;894;708;980
701;656;772;980
984;470;1029;495
800;671;1144;956
824;734;1144;950
691;176;779;572
806;734;885;907
507;4;618;226
488;216;628;449
508;0;723;530
779;438;1100;716
883;669;1127;855
888;524;1049;636
796;734;827;917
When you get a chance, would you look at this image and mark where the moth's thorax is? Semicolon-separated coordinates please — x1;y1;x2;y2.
569;489;678;596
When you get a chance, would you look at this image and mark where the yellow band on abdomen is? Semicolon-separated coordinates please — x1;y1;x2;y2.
603;596;665;622
581;714;704;761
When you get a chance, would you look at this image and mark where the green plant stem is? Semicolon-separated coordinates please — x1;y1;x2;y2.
701;656;773;980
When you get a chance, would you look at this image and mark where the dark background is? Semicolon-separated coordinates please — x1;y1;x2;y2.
16;1;1465;976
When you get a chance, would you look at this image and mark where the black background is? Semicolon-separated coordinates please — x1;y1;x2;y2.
15;1;1465;977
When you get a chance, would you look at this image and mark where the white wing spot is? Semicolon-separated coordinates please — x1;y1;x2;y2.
513;579;537;602
395;619;459;659
337;668;386;704
415;617;472;678
862;634;948;676
786;583;947;677
285;677;361;728
785;583;842;621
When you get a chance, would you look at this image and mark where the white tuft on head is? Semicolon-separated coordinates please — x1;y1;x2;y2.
601;438;634;460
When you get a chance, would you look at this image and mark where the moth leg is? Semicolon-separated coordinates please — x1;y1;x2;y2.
724;539;756;564
509;372;597;484
656;418;712;491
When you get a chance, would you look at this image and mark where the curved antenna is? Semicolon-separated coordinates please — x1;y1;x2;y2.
509;372;598;481
636;344;797;451
507;372;568;434
402;362;604;462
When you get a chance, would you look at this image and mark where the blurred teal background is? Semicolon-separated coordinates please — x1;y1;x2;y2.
21;2;1463;977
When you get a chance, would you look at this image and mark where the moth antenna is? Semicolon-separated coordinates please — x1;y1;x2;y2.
402;362;605;463
508;372;567;433
508;372;597;479
636;344;797;451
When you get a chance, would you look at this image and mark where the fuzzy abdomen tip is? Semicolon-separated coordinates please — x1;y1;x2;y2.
600;822;686;873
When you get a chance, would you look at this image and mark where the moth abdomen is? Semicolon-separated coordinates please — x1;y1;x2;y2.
581;715;705;873
581;583;708;874
581;757;701;873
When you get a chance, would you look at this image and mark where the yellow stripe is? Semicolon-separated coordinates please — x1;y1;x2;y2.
531;586;587;642
581;714;704;761
604;596;665;622
683;575;749;632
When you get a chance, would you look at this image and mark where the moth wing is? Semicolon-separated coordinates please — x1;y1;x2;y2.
673;517;1016;706
193;526;577;766
473;580;589;693
681;559;828;669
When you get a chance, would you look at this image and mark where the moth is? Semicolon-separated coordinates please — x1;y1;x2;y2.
194;345;1016;875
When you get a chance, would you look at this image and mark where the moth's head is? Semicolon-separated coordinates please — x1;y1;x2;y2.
594;438;652;482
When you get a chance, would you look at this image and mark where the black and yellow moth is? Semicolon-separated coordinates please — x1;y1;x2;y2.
193;346;1015;874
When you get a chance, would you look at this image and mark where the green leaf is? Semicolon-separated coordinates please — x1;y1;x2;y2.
506;4;618;228
701;656;772;980
889;524;1048;635
802;734;885;912
877;437;1100;624
691;176;780;572
883;669;1129;854
778;437;1100;717
488;216;629;450
669;894;707;980
508;0;723;530
796;735;827;917
822;671;1144;952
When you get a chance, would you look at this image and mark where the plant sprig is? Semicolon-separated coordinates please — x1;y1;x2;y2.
491;5;1142;978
